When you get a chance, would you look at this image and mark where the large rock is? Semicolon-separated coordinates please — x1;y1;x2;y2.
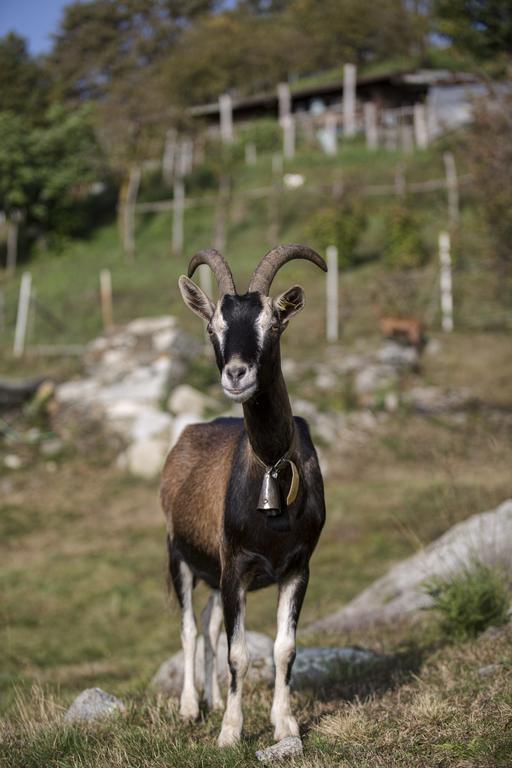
117;437;169;479
291;646;382;688
168;384;217;418
307;499;512;634
150;631;274;695
404;386;476;414
256;736;303;763
64;687;125;724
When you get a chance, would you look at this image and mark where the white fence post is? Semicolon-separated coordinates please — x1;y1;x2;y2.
364;102;378;149
282;114;295;159
413;103;429;149
326;245;339;342
343;63;357;138
277;82;291;123
443;151;459;228
245;142;257;166
100;269;113;331
439;231;454;332
172;177;185;256
219;94;234;143
13;271;32;357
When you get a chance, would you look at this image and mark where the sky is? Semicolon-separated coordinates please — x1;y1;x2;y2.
0;0;70;54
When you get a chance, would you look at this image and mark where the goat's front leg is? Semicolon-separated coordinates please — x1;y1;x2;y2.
201;590;224;710
218;570;248;747
271;570;309;742
170;553;199;722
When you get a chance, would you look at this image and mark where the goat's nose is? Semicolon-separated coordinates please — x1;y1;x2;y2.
226;364;247;385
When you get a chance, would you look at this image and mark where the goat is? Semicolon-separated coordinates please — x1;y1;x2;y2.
160;245;326;747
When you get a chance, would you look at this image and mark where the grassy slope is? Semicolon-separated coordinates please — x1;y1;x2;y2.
1;139;511;766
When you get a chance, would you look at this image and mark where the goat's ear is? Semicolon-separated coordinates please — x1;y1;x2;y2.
275;285;305;323
178;275;215;322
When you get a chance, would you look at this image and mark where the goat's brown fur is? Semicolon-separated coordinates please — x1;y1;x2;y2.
161;420;241;559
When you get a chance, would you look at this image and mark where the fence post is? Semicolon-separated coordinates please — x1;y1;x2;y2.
245;142;257;166
439;231;454;332
172;177;185;256
282;114;295;159
213;174;231;254
364;102;378;149
413;103;428;149
123;166;141;261
326;245;339;342
394;163;406;198
324;113;338;156
162;128;177;185
6;211;21;276
443;151;459;228
0;289;4;335
100;269;113;331
219;94;234;143
343;63;357;138
13;271;32;357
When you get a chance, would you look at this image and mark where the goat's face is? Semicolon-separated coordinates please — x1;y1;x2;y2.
179;279;305;403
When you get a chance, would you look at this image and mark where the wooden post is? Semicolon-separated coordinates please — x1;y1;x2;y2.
6;214;19;275
324;113;338;156
326;245;339;342
413;103;428;149
198;263;213;301
395;163;406;198
343;63;357;138
443;151;459;228
100;269;113;331
0;290;5;335
162;128;177;185
123;166;141;260
401;124;414;154
268;154;283;245
245;142;257;166
277;82;291;123
282;114;295;159
364;102;378;149
219;94;234;143
172;177;185;256
439;231;454;332
13;271;32;357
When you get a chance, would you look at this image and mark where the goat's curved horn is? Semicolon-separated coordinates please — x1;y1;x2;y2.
248;244;327;294
188;249;236;295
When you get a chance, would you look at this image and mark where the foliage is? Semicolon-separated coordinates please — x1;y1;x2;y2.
0;33;49;121
307;196;367;269
238;120;281;154
0;113;36;215
434;0;512;60
466;91;512;279
381;204;427;269
424;561;510;640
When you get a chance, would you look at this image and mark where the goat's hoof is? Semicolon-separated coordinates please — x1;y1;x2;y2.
217;725;241;747
179;697;199;723
273;716;299;742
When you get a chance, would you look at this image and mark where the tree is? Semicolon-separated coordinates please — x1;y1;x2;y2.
0;33;49;121
434;0;512;60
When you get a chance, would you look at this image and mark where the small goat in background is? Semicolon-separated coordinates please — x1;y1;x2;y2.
161;245;326;747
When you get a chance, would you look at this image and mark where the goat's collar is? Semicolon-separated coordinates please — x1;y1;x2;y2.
254;442;299;516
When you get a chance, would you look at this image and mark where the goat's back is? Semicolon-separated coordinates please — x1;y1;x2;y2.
160;417;243;560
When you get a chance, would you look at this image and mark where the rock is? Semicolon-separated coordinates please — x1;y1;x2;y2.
64;687;125;724
170;413;204;448
4;454;23;470
130;408;173;443
117;437;169;478
354;364;397;397
404;386;475;414
150;631;274;696
306;499;512;634
40;438;64;458
376;341;419;369
256;736;303;763
126;316;176;336
168;384;217;418
291;646;382;688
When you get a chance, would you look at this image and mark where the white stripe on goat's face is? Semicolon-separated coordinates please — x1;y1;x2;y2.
208;293;280;403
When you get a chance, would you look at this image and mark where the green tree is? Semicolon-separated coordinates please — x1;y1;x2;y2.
0;33;49;121
0;113;35;216
434;0;512;60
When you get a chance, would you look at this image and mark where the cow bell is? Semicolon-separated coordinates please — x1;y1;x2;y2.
257;470;281;516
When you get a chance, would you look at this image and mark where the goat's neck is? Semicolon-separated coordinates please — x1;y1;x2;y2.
242;366;294;466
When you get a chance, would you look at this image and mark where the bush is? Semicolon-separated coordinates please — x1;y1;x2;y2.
382;204;428;269
307;197;366;269
424;561;510;641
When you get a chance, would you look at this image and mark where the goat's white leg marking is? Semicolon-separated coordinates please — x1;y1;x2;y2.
201;590;223;710
271;574;307;741
218;583;249;747
178;561;199;721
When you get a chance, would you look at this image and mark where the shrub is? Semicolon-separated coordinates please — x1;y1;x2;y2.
307;197;366;269
382;204;428;269
424;561;510;641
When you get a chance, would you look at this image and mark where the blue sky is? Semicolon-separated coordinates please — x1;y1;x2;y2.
0;0;70;54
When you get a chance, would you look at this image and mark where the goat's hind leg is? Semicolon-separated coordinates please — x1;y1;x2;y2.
169;542;199;721
201;589;223;711
271;570;309;742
